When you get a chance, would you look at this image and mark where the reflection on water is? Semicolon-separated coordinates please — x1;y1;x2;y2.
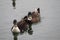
12;30;33;40
12;32;19;40
12;0;16;9
14;36;17;40
28;30;33;35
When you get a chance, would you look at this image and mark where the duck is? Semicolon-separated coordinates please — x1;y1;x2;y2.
17;14;33;33
11;19;20;33
31;8;41;23
17;16;29;33
27;12;33;32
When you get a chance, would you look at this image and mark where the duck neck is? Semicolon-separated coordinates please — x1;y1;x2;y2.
13;24;17;27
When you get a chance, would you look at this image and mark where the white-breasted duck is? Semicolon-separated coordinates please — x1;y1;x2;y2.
11;19;20;33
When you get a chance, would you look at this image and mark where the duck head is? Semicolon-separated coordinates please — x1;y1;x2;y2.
37;8;40;13
34;8;40;13
13;19;17;25
28;12;32;21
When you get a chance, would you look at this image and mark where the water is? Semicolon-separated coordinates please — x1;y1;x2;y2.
0;0;60;40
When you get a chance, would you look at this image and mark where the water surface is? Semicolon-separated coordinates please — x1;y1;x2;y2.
0;0;60;40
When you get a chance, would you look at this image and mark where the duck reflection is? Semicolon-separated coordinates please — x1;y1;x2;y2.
12;32;19;40
28;29;33;35
12;0;16;9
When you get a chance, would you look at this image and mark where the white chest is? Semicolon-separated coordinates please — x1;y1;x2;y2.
12;26;20;33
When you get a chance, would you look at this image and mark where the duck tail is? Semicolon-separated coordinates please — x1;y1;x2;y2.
13;19;17;25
